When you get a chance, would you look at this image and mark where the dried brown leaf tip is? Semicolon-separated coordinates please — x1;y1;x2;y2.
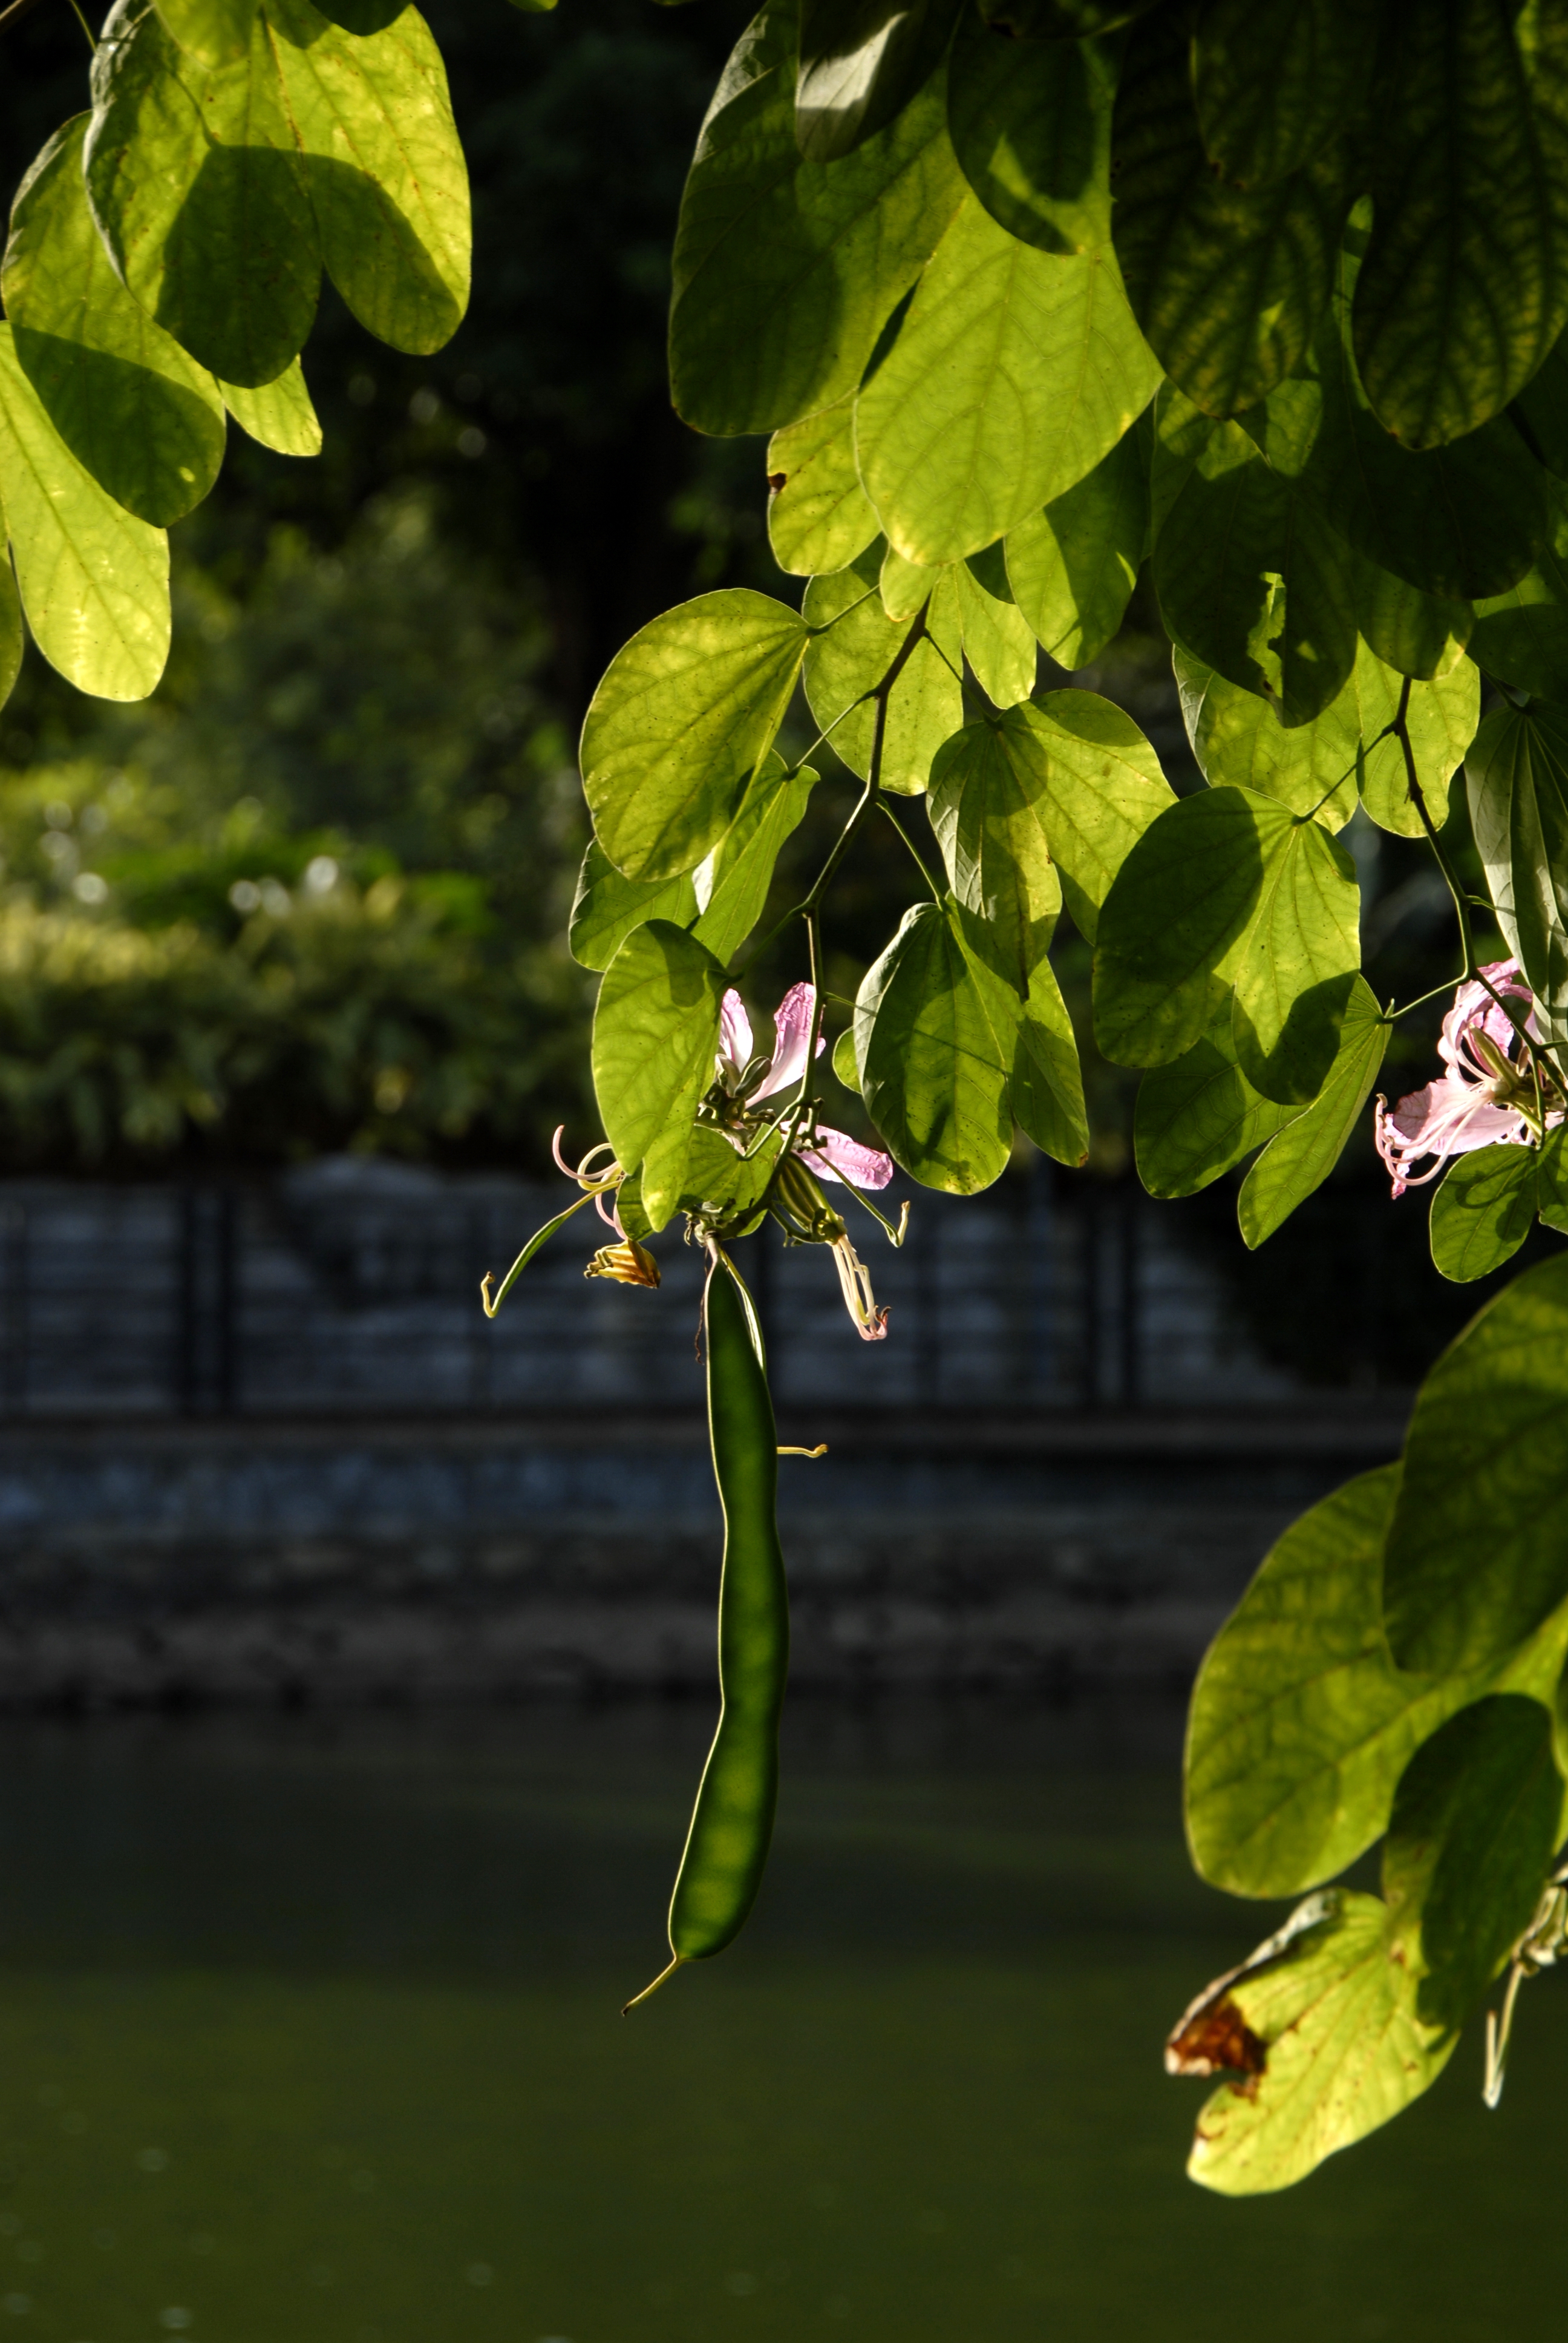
1165;1992;1267;2086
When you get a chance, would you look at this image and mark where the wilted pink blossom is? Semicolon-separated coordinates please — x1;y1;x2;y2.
717;983;893;1191
1375;959;1552;1197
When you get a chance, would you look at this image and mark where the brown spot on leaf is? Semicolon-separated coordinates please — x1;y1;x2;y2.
766;473;788;494
1165;1994;1267;2082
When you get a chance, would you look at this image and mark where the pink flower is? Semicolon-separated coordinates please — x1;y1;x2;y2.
717;983;893;1192
1375;959;1552;1198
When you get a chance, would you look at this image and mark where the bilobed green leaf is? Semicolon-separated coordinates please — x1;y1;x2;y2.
1094;785;1279;1068
1237;977;1387;1246
1429;1144;1539;1285
582;589;808;880
855;195;1160;566
878;543;936;621
1383;1694;1561;2033
1001;688;1172;942
853;898;1013;1192
1112;7;1352;418
1135;1000;1296;1201
766;398;878;577
1192;0;1375;189
1465;701;1568;1037
1175;649;1354;828
1343;542;1471;683
955;560;1036;706
1538;1122;1568;1232
1187;1470;1467;1898
926;717;1061;992
803;545;962;796
945;4;1113;255
0;325;169;701
678;1120;786;1233
155;0;256;67
691;754;818;963
1232;810;1360;1104
1351;647;1477;839
670;7;964;435
1353;0;1568;448
1009;955;1088;1166
219;355;321;454
1005;423;1148;668
1177;1888;1454;2197
1384;1254;1568;1676
591;920;728;1230
2;117;226;528
1152;384;1355;724
568;841;699;975
85;0;320;388
1305;244;1546;601
266;0;470;356
795;0;957;163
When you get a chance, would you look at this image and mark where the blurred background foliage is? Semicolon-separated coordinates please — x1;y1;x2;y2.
0;0;1520;1381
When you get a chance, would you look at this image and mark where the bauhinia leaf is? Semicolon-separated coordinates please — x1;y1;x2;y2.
1008;955;1088;1167
1171;1887;1454;2196
154;0;256;69
765;397;879;577
2;116;226;528
1428;1143;1539;1285
590;920;728;1229
1135;1000;1296;1201
1464;701;1568;1038
955;559;1036;707
1236;977;1387;1245
1191;0;1376;189
0;324;170;701
1004;422;1148;669
1230;809;1360;1105
1112;5;1352;418
219;356;321;455
85;0;319;388
1383;1254;1568;1676
691;753;818;964
1383;1693;1562;2034
581;589;808;880
795;0;957;163
926;715;1062;992
853;897;1013;1192
266;0;471;356
803;543;962;796
855;194;1160;566
945;3;1113;256
998;688;1172;943
670;6;964;435
569;841;698;975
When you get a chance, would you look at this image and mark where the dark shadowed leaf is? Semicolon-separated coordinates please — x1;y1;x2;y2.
1465;700;1568;1037
1237;978;1387;1244
1135;1001;1295;1200
1192;0;1376;189
795;0;958;163
1429;1144;1539;1284
946;5;1113;255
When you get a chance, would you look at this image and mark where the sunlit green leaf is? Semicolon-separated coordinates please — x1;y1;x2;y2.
1178;1888;1454;2196
926;716;1062;992
1000;687;1172;943
2;116;226;529
85;0;319;388
219;356;321;455
1094;785;1279;1067
1135;1000;1295;1201
1009;954;1088;1166
765;397;878;577
855;195;1160;566
677;1120;786;1232
1231;810;1359;1104
670;7;964;435
1237;977;1387;1245
1383;1693;1561;2033
795;0;958;163
691;753;818;964
1112;7;1351;418
853;897;1013;1191
946;4;1112;255
1429;1144;1539;1285
1005;424;1148;669
591;920;728;1229
0;325;169;701
582;589;808;880
155;0;256;68
1353;0;1568;447
831;1024;861;1096
1465;700;1568;1038
1384;1254;1568;1676
955;559;1036;707
266;0;470;356
1351;649;1477;839
878;543;935;621
803;544;962;796
1175;649;1356;828
1192;0;1375;189
569;841;699;975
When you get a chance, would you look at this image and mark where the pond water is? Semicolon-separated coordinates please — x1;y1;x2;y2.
0;1696;1555;2343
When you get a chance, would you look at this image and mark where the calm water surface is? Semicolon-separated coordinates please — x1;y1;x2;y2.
0;1696;1553;2343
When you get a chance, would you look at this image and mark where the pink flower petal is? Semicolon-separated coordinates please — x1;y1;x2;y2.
802;1126;895;1190
717;989;753;1087
753;980;824;1101
1376;1073;1527;1196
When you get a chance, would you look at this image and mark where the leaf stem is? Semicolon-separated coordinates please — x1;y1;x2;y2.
878;799;941;902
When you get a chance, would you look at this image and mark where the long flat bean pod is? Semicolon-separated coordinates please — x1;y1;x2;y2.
626;1247;788;2010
